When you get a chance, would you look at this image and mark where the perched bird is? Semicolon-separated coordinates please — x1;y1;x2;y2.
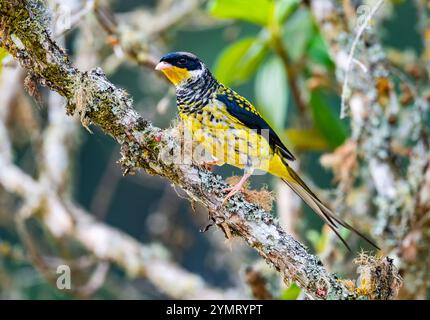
155;51;378;250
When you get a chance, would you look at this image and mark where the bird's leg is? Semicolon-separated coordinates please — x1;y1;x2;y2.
204;156;220;166
222;172;252;205
202;156;221;171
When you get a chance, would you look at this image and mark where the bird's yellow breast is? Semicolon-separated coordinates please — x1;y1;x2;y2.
180;102;273;171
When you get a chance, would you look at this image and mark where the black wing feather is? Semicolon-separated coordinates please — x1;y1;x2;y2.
216;92;295;161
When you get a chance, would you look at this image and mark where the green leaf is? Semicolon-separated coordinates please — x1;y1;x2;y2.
285;128;329;151
208;0;274;26
308;31;334;69
214;37;268;86
306;228;330;253
280;283;301;300
310;90;347;149
307;226;351;253
0;48;9;76
275;0;300;23
255;56;288;131
306;229;322;251
282;8;313;61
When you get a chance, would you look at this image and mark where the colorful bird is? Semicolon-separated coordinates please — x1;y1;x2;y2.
155;51;378;250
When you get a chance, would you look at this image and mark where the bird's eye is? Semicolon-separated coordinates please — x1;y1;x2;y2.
178;58;187;65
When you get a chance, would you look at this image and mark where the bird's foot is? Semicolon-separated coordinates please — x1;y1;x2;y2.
221;173;251;205
204;157;220;166
221;185;244;204
202;157;220;171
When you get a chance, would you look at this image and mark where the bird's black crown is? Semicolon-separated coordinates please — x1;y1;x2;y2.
159;52;202;71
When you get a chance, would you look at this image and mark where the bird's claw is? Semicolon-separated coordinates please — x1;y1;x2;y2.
221;185;244;205
222;185;243;192
220;173;251;205
204;157;220;166
202;157;220;171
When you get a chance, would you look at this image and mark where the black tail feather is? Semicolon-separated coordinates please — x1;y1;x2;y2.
318;203;380;250
281;165;380;251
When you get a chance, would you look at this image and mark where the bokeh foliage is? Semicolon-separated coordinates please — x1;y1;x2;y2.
210;0;346;153
0;0;423;300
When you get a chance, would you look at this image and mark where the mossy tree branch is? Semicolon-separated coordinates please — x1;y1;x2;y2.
0;0;399;299
310;0;429;299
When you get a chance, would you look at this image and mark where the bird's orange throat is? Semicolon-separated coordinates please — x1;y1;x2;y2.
161;66;191;86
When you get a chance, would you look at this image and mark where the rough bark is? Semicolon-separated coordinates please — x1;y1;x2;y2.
0;0;401;299
311;0;430;299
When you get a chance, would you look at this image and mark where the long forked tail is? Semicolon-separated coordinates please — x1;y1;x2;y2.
282;165;380;251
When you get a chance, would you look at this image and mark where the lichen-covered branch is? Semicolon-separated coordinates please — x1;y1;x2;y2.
93;0;203;70
0;0;401;299
311;0;430;299
0;0;337;299
0;62;240;299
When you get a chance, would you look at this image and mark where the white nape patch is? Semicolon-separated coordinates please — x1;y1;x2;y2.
177;64;206;88
188;68;205;80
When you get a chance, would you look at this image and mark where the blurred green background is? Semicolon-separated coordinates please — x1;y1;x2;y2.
0;0;423;299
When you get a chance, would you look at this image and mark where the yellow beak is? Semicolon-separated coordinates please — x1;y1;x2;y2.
155;61;190;86
155;61;172;71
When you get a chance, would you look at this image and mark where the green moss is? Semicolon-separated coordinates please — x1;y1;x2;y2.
0;47;9;74
1;0;76;97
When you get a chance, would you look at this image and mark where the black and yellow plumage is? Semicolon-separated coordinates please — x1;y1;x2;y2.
156;51;378;250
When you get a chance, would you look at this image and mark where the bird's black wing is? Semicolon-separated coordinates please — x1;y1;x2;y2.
216;90;295;161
